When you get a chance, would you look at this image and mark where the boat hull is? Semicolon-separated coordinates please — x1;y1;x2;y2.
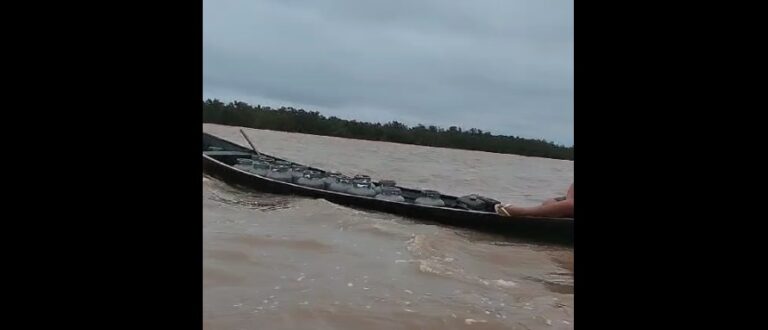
203;132;573;245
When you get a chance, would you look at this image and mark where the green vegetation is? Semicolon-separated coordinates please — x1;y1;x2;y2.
203;99;573;160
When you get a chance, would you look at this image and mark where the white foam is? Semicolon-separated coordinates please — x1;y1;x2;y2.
493;279;518;288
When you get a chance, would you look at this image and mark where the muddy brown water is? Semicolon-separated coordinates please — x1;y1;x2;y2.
203;124;573;330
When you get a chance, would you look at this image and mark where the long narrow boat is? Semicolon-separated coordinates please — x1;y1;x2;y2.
203;132;573;245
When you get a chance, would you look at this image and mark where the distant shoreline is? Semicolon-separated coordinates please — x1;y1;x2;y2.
203;99;573;161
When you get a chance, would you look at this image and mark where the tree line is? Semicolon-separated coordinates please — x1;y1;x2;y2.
203;99;573;160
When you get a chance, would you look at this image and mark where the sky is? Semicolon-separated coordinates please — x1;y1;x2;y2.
204;0;573;145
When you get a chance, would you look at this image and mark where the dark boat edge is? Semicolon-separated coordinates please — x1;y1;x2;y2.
202;131;573;245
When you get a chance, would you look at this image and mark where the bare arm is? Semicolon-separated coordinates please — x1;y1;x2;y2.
496;199;573;218
497;184;574;218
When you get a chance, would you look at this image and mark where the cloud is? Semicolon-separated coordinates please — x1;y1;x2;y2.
204;0;573;145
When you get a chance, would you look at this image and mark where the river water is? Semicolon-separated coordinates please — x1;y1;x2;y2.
203;124;573;329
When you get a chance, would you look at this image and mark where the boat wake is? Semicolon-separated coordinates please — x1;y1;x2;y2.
402;234;522;292
204;176;296;212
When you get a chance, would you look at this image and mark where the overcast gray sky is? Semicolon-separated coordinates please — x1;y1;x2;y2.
204;0;573;145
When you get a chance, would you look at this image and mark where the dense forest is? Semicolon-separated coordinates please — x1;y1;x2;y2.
203;99;573;160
